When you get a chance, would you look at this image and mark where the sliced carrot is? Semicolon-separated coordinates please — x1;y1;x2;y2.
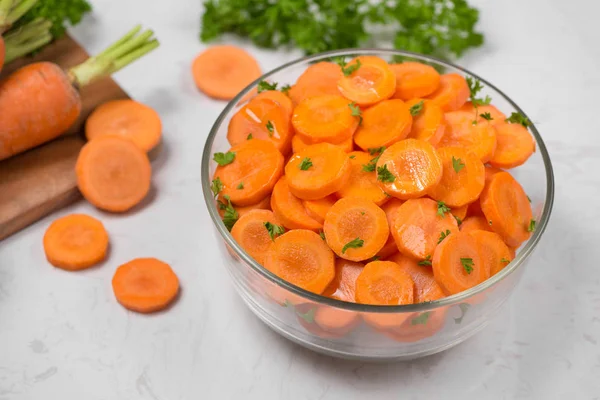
231;209;284;265
480;171;533;247
432;231;489;295
323;197;389;261
112;258;179;313
459;102;507;124
322;259;364;301
406;99;446;146
76;135;151;213
302;195;337;225
288;62;342;106
292;95;359;145
253;90;294;119
271;177;322;231
218;195;271;220
213;139;284;206
263;229;335;294
336;151;389;206
43;214;109;271
460;215;493;233
465;165;503;218
337;56;396;106
469;230;513;276
291;133;353;154
192;45;261;100
439;110;497;163
375;138;443;199
389;62;440;100
353;99;412;150
295;303;359;339
376;239;399;260
376;198;405;259
488;122;535;169
451;204;468;222
391;198;459;260
383;309;446;343
85;100;162;152
227;97;292;155
285;143;351;200
388;253;445;303
426;73;470;112
427;147;485;207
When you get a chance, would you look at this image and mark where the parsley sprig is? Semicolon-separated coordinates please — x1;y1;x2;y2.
342;237;364;254
460;257;474;274
409;100;424;117
213;151;236;166
264;222;285;240
217;195;239;231
377;164;395;182
348;102;363;124
299;157;313;170
362;147;385;172
436;201;451;217
506;112;531;128
452;156;465;173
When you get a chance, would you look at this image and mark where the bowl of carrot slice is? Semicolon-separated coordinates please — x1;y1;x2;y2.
201;49;554;361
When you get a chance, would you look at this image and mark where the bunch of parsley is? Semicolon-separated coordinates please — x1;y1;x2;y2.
200;0;483;59
16;0;92;38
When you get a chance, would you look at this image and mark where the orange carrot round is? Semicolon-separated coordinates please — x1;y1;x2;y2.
291;134;353;154
263;229;335;294
459;102;507;124
376;198;405;259
302;195;337;225
337;56;396;106
231;209;284;265
218;195;271;220
85;100;162;152
488;122;535;169
322;259;364;301
440;110;497;163
469;230;513;276
451;204;469;222
406;99;446;146
112;257;179;313
285;143;351;200
353;99;412;150
271;177;322;231
288;62;342;106
43;214;109;271
213;139;284;206
192;45;261;100
460;215;493;233
426;73;470;112
375;138;443;199
388;253;445;303
389;62;440;100
76;135;151;212
355;261;414;305
336;151;389;206
253;90;293;119
323;197;389;261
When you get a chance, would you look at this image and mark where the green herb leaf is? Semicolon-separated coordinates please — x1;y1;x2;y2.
299;157;313;170
527;195;532;203
437;229;451;244
418;255;432;266
452;156;465;173
280;84;291;94
376;164;395;182
349;155;356;159
333;57;347;68
460;257;474;274
466;76;483;99
342;237;364;254
213;151;236;166
220;195;238;231
236;182;244;190
369;255;381;262
501;258;510;264
247;133;253;140
454;215;463;226
211;177;223;198
296;308;315;323
480;112;493;121
319;231;326;241
18;0;92;38
266;120;274;136
341;59;361;76
257;80;278;92
411;312;431;325
436;201;451;217
506;112;531;127
368;147;385;156
409;100;424;117
472;95;491;107
264;221;285;240
528;219;536;232
348;102;363;124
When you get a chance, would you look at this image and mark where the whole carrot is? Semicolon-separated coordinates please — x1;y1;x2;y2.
0;25;159;160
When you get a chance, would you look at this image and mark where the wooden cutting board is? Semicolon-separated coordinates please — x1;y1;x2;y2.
0;35;130;240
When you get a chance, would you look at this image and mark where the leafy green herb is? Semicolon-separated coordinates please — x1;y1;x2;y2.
454;303;471;324
409;100;424;117
319;231;326;241
527;219;536;232
296;308;315;323
280;84;291;94
361;148;385;172
370;255;380;262
342;237;364;254
299;157;313;170
418;255;432;266
368;147;385;156
266;120;274;136
18;0;92;38
333;57;347;67
505;112;531;127
341;59;361;76
264;222;285;240
257;80;277;92
472;95;491;108
436;201;451;217
460;257;474;274
349;155;356;159
454;215;462;226
219;195;238;231
437;229;451;244
527;195;531;203
480;112;493;121
411;312;431;325
236;182;244;190
452;156;465;173
466;76;483;99
501;258;510;264
361;211;366;215
247;133;253;140
348;102;363;124
213;151;236;166
211;177;223;198
377;164;395;182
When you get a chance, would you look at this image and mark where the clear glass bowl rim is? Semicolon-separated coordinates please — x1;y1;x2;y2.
201;48;555;314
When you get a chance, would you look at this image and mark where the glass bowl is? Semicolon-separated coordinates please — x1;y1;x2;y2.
201;49;554;361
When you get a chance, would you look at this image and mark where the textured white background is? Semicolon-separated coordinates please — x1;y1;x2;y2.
1;0;600;398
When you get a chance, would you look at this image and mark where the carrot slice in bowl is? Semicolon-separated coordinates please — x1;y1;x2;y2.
302;195;337;225
322;259;364;301
217;195;271;220
231;209;285;266
406;99;446;146
291;133;353;154
271;177;322;231
440;110;497;163
323;197;389;262
389;62;441;100
426;73;470;112
468;230;513;276
459;102;507;124
488;122;535;169
353;99;412;150
336;151;389;206
460;215;493;233
213;139;284;206
285;143;351;200
388;253;445;303
375;138;443;199
43;214;109;271
337;56;396;106
253;90;294;119
288;61;342;106
264;229;335;294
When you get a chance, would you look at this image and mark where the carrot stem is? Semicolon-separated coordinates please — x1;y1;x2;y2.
0;0;15;32
68;25;159;88
5;0;37;26
3;17;51;63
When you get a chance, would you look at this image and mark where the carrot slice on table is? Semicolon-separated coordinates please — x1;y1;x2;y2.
427;147;485;208
253;90;294;119
213;139;284;206
85;100;162;152
375;138;443;199
353;99;412;150
285;143;351;200
459;102;507;124
391;198;459;261
227;97;292;154
292;95;359;145
264;229;335;294
337;56;396;106
291;134;353;154
389;62;441;100
480;171;533;247
432;231;489;295
460;215;493;233
288;61;342;105
336;151;389;206
192;45;261;100
112;257;179;313
271;177;322;231
440;110;497;163
322;259;364;301
218;195;271;220
426;73;470;112
469;230;513;276
323;197;389;261
488;122;535;169
43;214;109;271
231;209;284;265
76;135;151;212
302;195;337;225
406;99;446;146
388;253;445;303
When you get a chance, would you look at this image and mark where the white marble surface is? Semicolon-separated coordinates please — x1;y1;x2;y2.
1;0;600;398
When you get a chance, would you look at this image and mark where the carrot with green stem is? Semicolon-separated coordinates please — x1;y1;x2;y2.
0;0;41;71
0;25;159;161
2;18;51;65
